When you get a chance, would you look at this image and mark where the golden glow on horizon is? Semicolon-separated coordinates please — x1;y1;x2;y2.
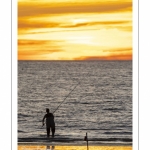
18;0;132;60
18;145;132;150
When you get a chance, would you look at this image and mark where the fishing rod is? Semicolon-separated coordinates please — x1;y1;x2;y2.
41;80;80;127
53;81;81;114
41;72;89;128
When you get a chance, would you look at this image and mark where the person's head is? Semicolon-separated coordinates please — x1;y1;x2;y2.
46;108;49;113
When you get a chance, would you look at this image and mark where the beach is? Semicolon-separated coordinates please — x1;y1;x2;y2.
18;145;132;150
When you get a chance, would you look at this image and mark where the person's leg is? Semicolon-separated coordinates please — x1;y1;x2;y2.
47;127;50;137
51;127;55;137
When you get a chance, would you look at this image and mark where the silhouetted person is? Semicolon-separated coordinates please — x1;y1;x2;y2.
42;108;55;137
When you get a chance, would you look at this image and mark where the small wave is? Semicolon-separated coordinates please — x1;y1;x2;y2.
104;131;131;135
18;113;29;118
81;128;101;130
103;108;123;112
18;130;25;133
80;102;90;104
89;137;132;142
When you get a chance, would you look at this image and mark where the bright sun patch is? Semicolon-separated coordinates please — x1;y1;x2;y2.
72;18;88;25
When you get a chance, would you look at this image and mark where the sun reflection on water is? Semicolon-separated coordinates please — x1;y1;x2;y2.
18;145;132;150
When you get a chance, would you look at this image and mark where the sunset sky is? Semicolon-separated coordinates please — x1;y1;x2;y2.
18;0;132;60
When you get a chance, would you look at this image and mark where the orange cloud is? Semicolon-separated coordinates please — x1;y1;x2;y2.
18;2;132;17
18;49;63;56
18;39;64;46
18;49;64;60
75;47;132;60
74;54;132;61
18;40;48;45
118;26;132;32
18;19;60;29
103;47;132;53
18;19;130;30
61;21;130;28
18;40;65;60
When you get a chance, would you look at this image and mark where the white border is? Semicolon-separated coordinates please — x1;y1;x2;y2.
139;0;150;149
12;0;18;149
133;0;139;149
0;0;13;149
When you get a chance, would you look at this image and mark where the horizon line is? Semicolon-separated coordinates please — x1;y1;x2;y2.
18;59;132;61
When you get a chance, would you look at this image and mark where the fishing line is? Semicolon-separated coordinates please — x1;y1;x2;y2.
41;71;89;129
46;66;72;110
62;78;100;131
53;81;81;114
53;72;90;114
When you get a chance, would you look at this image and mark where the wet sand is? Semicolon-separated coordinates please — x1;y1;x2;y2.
18;145;132;150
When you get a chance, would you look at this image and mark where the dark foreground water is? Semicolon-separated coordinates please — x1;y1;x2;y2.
18;60;132;145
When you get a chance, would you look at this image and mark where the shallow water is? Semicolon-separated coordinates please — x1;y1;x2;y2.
18;61;132;145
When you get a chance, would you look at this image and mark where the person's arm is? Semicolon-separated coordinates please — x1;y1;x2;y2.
42;114;46;126
52;113;54;120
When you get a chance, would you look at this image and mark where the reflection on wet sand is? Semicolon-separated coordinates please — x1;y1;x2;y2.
46;145;55;150
18;145;132;150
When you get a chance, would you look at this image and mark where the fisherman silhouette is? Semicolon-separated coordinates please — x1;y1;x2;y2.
42;108;55;138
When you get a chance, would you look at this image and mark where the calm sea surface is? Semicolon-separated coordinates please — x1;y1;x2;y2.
18;60;132;145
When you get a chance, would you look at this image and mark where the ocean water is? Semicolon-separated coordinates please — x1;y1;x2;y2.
18;60;132;145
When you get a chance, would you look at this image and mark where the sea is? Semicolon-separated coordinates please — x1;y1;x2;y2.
18;60;132;145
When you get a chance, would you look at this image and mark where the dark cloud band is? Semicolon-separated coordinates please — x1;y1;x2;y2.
18;2;132;17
